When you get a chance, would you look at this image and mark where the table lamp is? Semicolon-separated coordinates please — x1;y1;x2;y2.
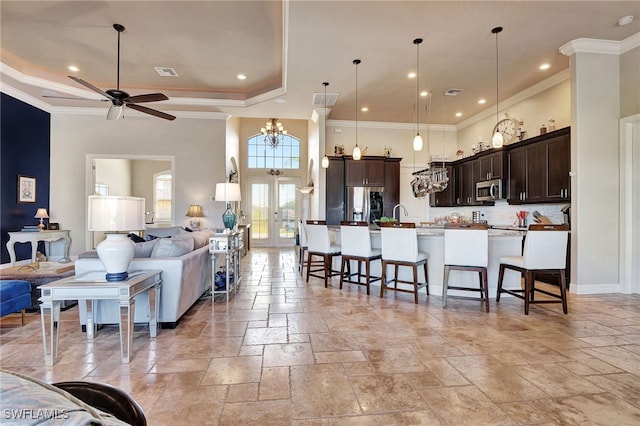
215;183;241;232
185;204;204;229
34;208;49;230
88;195;145;281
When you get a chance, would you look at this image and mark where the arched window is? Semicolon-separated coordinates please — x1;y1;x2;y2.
247;134;300;169
154;171;172;223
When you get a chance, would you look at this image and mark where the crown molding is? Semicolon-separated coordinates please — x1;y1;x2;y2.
327;119;457;133
560;32;640;56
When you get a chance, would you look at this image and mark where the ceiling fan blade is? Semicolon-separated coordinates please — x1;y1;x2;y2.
68;76;114;100
127;103;176;121
42;89;109;101
125;93;169;104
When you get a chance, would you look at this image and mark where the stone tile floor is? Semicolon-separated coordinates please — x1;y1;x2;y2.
1;248;640;425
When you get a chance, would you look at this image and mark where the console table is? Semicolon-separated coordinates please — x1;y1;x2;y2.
209;232;243;303
6;230;71;264
38;270;161;365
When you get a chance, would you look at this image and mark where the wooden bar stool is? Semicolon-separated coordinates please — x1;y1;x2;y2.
442;223;490;312
339;221;381;295
305;220;342;288
497;224;569;314
379;222;429;304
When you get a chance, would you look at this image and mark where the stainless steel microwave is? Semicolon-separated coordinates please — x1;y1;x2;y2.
476;179;502;201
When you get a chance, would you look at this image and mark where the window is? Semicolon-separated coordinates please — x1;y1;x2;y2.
247;134;300;169
154;171;172;223
94;183;109;195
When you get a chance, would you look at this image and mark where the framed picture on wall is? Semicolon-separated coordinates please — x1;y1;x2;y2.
18;175;36;203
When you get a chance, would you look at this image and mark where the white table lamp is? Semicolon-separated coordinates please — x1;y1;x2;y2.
215;183;241;232
88;195;145;281
34;208;49;230
186;204;204;229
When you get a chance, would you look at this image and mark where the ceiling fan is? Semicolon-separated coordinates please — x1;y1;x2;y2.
68;23;175;121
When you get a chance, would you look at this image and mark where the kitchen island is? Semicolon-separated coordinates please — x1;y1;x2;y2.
330;227;525;300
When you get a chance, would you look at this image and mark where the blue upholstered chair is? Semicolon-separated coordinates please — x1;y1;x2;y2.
0;280;32;325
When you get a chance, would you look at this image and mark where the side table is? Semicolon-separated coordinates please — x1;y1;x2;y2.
38;270;161;365
6;230;71;264
209;232;243;302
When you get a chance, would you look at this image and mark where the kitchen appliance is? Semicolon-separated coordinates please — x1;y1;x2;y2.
346;187;384;224
476;179;502;201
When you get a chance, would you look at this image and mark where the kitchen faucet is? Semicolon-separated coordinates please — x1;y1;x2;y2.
392;204;408;221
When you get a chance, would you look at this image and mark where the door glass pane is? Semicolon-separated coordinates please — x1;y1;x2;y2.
278;182;296;239
251;183;269;240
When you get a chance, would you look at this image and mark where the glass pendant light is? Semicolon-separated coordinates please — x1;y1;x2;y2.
491;26;504;148
352;59;362;161
412;38;423;152
321;81;330;168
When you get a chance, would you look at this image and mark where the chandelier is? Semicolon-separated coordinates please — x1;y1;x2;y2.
261;118;287;148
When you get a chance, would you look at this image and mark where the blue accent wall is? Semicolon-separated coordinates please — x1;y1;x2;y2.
1;93;51;264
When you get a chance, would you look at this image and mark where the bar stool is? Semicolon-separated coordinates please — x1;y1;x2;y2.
305;220;342;288
497;224;569;315
379;222;428;304
339;221;381;295
442;223;490;312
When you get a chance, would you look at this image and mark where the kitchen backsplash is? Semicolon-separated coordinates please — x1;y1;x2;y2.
429;200;567;226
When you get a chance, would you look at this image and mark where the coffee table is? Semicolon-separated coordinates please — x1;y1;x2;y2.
38;270;162;365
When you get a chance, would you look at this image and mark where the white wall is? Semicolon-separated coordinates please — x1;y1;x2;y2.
94;159;132;195
50;114;227;255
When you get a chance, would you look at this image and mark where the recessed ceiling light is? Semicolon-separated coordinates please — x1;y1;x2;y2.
478;99;486;104
237;74;247;80
420;91;429;97
618;15;634;26
275;98;287;104
67;65;79;72
455;112;462;117
539;63;551;71
407;72;416;79
361;107;368;112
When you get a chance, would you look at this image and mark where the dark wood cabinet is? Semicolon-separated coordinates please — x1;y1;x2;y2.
345;158;385;186
429;165;456;207
546;134;571;200
325;157;345;225
383;159;401;217
476;151;504;181
506;127;570;204
456;161;481;206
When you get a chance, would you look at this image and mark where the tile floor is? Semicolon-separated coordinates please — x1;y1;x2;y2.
1;248;640;425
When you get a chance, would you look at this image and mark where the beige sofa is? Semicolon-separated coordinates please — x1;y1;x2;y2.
75;228;211;328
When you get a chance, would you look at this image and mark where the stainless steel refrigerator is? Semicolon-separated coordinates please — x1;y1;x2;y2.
346;187;384;223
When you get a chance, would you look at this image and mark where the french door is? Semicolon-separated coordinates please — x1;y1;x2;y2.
247;177;300;247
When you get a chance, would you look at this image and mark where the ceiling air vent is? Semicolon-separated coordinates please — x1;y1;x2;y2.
444;88;463;96
154;67;179;77
312;92;339;106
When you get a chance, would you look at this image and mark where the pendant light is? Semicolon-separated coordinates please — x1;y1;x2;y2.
412;38;423;152
321;81;330;168
491;26;504;148
352;59;362;161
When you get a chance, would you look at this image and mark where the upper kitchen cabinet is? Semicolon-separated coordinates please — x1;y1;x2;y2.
456;161;482;206
506;127;570;204
475;151;504;181
345;157;385;186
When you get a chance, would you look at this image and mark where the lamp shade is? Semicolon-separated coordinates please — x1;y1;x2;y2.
34;208;49;219
185;204;204;217
215;183;241;202
88;196;145;232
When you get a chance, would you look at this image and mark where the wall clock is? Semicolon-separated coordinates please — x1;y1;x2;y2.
493;111;520;145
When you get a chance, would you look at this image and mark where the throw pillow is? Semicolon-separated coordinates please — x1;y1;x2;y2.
134;239;158;258
150;234;194;257
128;233;145;243
145;226;183;240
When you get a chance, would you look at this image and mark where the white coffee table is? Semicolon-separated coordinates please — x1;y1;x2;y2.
38;270;162;365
